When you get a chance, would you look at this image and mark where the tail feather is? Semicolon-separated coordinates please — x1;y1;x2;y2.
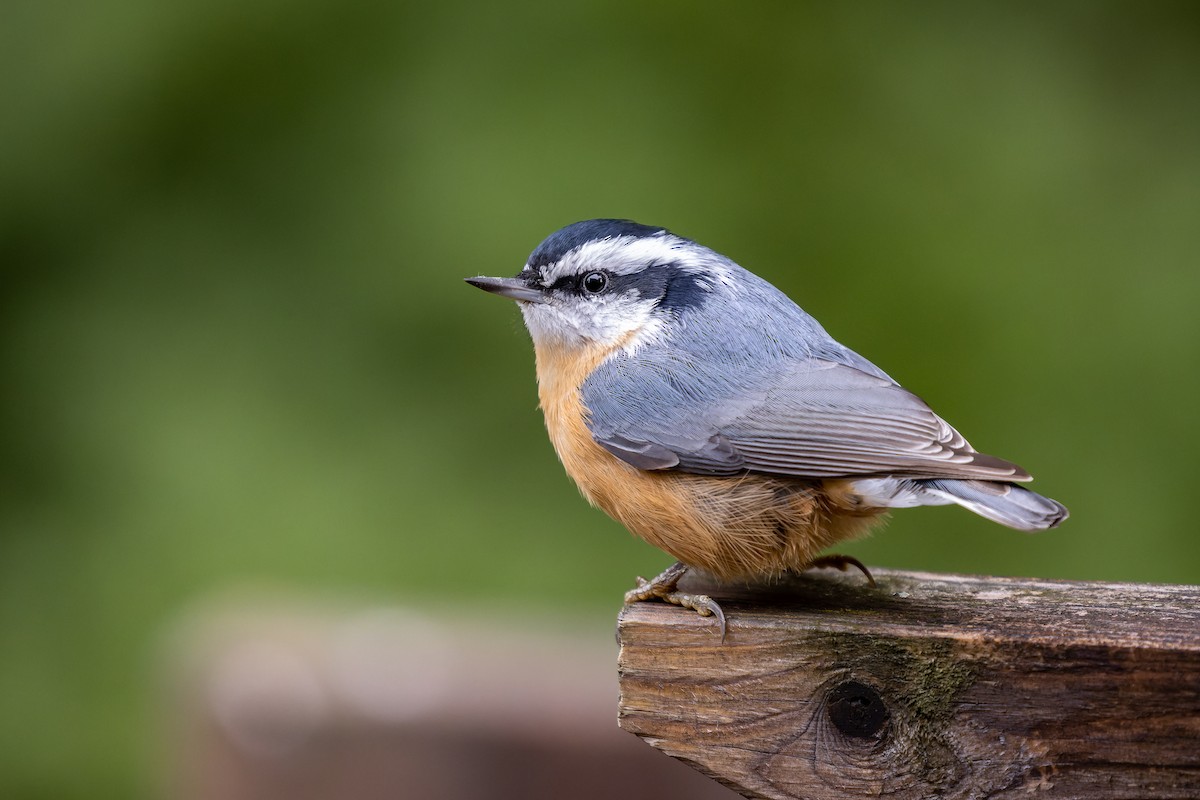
851;477;1068;531
922;479;1068;531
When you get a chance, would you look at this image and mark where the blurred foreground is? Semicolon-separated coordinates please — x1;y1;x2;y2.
166;595;736;800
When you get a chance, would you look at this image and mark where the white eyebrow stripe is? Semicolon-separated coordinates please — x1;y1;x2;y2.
536;235;734;285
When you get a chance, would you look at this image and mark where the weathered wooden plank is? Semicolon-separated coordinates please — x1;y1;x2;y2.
616;569;1200;799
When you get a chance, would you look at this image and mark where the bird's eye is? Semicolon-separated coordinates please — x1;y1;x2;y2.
582;271;608;294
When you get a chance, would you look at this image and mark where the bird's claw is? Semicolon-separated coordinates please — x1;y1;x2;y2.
661;590;727;642
807;554;877;587
623;561;689;604
624;562;727;641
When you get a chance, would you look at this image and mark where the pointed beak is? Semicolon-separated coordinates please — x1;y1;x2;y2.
464;276;547;303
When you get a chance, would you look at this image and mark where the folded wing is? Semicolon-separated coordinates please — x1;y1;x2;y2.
583;356;1029;482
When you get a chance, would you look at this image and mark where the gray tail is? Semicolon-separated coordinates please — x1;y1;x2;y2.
923;479;1068;531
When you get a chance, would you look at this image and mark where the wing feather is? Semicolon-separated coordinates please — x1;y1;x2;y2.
583;354;1029;482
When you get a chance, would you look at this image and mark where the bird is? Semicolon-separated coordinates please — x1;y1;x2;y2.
466;219;1067;633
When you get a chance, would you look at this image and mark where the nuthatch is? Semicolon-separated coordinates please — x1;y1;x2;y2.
467;219;1067;630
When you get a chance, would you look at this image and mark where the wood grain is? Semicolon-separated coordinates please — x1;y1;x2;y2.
616;568;1200;799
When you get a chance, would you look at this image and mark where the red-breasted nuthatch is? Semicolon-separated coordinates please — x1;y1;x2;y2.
467;220;1067;631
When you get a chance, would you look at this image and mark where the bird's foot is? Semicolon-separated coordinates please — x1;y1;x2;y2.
624;561;727;641
806;554;876;587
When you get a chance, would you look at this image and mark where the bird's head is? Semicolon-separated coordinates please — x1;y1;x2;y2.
467;219;733;353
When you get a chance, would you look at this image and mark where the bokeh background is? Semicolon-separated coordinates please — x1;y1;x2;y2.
3;1;1198;797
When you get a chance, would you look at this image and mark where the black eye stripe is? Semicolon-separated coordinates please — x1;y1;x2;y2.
546;272;611;293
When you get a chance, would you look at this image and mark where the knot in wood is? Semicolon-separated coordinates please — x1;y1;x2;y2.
827;680;887;739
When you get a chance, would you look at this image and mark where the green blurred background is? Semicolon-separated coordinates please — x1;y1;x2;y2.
2;1;1198;797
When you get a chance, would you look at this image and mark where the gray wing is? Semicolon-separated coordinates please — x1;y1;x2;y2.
582;355;1030;482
